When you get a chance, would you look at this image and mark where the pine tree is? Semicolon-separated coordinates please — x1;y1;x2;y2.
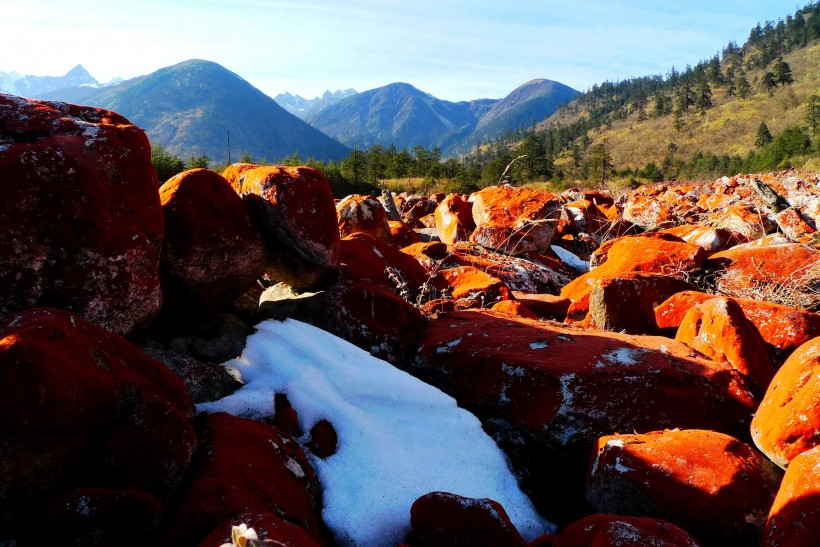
762;72;778;94
673;109;686;133
696;79;713;113
737;74;753;99
773;59;794;86
755;121;773;148
587;140;614;186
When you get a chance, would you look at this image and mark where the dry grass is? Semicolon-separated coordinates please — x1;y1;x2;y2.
543;42;820;171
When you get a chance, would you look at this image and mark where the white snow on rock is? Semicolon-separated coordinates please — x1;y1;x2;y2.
198;319;552;546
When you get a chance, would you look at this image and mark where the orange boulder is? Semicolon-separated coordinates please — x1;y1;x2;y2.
336;194;392;241
435;194;476;245
661;224;748;255
707;243;820;311
0;95;163;335
438;266;510;303
586;272;697;334
751;337;820;468
561;234;705;315
158;168;266;316
546;514;700;547
470;185;562;255
587;429;782;546
231;165;340;289
675;297;775;397
764;445;820;547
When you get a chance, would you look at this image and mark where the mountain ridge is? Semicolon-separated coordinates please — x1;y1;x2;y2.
39;59;350;164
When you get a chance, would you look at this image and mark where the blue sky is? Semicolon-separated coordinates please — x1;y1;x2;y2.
3;0;797;101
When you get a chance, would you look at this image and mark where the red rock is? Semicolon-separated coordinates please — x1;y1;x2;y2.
510;292;571;321
408;492;526;547
158;168;266;316
661;224;748;255
764;445;820;547
340;233;431;296
751;337;820;468
561;234;705;317
774;207;816;240
438;266;511;303
231;165;340;289
491;299;539;319
202;512;320;547
587;429;782;546
675;297;775;397
654;291;716;331
0;94;163;335
548;514;701;547
163;412;325;546
707;243;820;311
389;220;422;247
413;310;757;520
0;308;194;534
328;274;424;363
622;193;675;230
404;197;439;228
470;185;563;255
34;488;164;547
656;291;820;365
435;194;476;245
336;194;392;241
305;419;338;459
403;241;575;295
586;272;697;334
703;204;775;239
220;162;259;188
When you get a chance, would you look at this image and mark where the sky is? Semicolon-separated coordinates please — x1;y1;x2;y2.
2;0;798;102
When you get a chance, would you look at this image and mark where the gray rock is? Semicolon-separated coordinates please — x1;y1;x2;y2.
141;347;242;404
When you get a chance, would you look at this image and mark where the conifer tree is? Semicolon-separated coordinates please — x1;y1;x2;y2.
773;59;794;86
696;79;713;113
762;72;778;94
755;121;773;148
737;74;753;99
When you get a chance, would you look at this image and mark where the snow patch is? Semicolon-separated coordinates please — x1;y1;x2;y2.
199;319;551;545
529;340;548;350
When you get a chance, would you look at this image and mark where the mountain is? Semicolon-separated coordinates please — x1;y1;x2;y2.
470;79;579;146
275;89;357;119
308;80;579;154
40;59;349;163
0;65;98;97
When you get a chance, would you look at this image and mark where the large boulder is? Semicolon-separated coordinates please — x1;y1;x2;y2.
470;185;562;255
587;429;781;546
655;291;820;365
675;297;775;397
561;234;705;318
158;168;266;317
336;194;392;241
0;94;163;335
0;308;195;536
751;337;820;468
412;310;757;521
764;445;820;547
435;194;476;245
707;243;820;311
545;514;701;547
231;165;340;289
586;272;697;334
162;412;326;546
407;492;527;547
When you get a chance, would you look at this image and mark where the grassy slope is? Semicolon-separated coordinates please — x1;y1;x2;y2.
544;42;820;172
